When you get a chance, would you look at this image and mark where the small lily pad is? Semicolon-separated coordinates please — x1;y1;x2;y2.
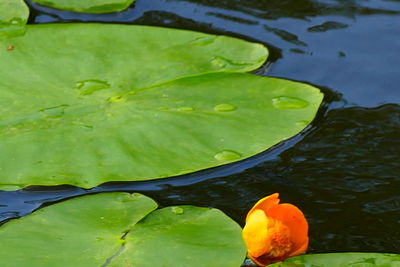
30;0;136;13
0;192;246;267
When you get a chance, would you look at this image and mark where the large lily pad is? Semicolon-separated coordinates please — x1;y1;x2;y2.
0;192;246;267
270;253;400;266
30;0;136;13
0;0;29;37
0;24;322;189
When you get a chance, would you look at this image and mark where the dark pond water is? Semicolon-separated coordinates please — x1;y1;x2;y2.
1;0;399;256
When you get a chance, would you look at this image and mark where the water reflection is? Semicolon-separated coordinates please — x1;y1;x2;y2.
264;25;307;47
307;21;348;32
176;0;400;19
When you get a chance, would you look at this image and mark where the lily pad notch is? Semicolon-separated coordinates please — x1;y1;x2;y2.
0;192;247;267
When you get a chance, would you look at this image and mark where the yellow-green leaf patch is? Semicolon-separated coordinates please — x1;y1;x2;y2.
0;0;29;37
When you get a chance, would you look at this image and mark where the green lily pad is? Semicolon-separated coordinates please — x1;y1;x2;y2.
110;206;246;267
0;24;322;189
270;253;400;266
0;192;246;267
31;0;136;13
0;192;157;266
0;0;29;37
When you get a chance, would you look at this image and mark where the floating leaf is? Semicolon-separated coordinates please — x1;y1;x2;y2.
111;206;246;267
269;253;400;266
0;193;246;267
0;0;29;37
0;24;322;189
31;0;136;13
0;192;157;266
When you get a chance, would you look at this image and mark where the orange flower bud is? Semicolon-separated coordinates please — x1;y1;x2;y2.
242;193;309;266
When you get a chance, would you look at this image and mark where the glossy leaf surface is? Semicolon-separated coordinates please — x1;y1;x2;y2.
0;193;158;266
0;193;246;267
0;0;29;37
270;253;400;266
0;24;322;189
30;0;136;13
112;206;246;267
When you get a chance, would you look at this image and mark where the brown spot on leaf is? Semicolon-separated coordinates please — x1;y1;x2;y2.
6;45;14;51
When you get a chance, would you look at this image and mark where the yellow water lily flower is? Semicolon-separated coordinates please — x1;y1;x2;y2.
242;193;309;266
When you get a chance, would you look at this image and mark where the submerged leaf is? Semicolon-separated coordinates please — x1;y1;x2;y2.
0;193;246;267
0;0;29;37
31;0;136;13
0;24;322;189
269;253;400;266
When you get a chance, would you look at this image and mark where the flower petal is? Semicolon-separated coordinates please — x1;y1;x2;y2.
246;193;280;222
242;209;271;258
267;203;309;255
248;253;269;266
289;239;309;257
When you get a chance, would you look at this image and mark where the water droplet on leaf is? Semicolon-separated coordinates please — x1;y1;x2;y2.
171;207;184;215
214;150;241;161
75;80;110;96
214;103;236;112
40;105;69;118
211;56;252;69
0;18;26;37
272;96;308;109
211;56;228;68
108;95;125;103
190;36;216;46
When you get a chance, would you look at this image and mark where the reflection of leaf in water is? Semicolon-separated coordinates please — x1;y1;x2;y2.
177;0;400;20
307;21;349;32
289;48;311;55
363;195;400;214
264;25;307;47
206;12;259;25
